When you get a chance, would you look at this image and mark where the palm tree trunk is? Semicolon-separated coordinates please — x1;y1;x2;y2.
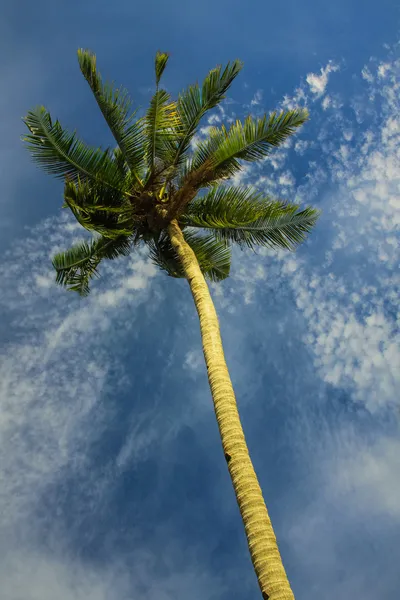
168;219;295;600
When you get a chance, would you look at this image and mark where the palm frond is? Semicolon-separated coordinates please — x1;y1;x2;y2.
181;185;320;250
148;230;231;281
169;59;243;173
142;89;182;183
22;106;128;193
155;51;170;86
123;119;147;185
113;146;129;175
181;185;264;226
174;125;240;196
77;49;146;186
63;178;137;239
186;109;309;186
216;109;308;161
52;234;133;296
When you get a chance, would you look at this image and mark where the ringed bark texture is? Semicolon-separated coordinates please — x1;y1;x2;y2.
168;219;295;600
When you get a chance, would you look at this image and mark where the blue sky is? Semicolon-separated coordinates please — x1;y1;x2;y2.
1;1;399;599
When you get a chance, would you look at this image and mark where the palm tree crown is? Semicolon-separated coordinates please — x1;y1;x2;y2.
23;49;319;296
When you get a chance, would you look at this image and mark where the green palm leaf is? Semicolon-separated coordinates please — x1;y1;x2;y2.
140;51;183;187
52;234;133;296
155;51;170;86
149;230;231;281
164;128;238;222
177;126;230;184
187;109;309;186
169;60;243;173
22;106;128;193
168;128;239;221
181;185;320;250
62;178;137;239
77;49;146;187
113;146;129;175
142;88;182;184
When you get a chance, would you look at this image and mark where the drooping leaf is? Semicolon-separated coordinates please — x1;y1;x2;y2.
148;230;231;281
77;49;146;186
52;234;133;296
63;178;137;239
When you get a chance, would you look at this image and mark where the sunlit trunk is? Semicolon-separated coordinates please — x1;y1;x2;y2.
168;219;295;600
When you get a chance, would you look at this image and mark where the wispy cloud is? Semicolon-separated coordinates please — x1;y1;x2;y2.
290;266;399;411
331;434;400;519
184;349;204;372
294;139;310;155
218;49;400;414
0;214;160;529
285;424;400;600
2;31;400;600
250;89;263;106
0;542;227;600
0;212;233;599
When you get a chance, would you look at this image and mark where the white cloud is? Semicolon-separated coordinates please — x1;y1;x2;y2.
294;271;400;412
342;129;353;141
361;65;374;83
199;125;213;137
265;149;287;171
294;140;309;155
321;95;331;110
0;211;233;599
0;215;161;529
306;61;339;97
0;548;131;600
234;261;267;304
331;435;400;519
207;113;221;124
184;349;204;372
250;89;263;106
190;134;201;150
278;170;295;188
193;42;400;600
377;62;391;79
219;49;400;415
0;543;226;600
280;86;307;111
230;162;254;185
291;56;400;411
285;426;400;600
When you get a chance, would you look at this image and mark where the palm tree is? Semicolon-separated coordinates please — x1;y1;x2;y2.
22;49;319;600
